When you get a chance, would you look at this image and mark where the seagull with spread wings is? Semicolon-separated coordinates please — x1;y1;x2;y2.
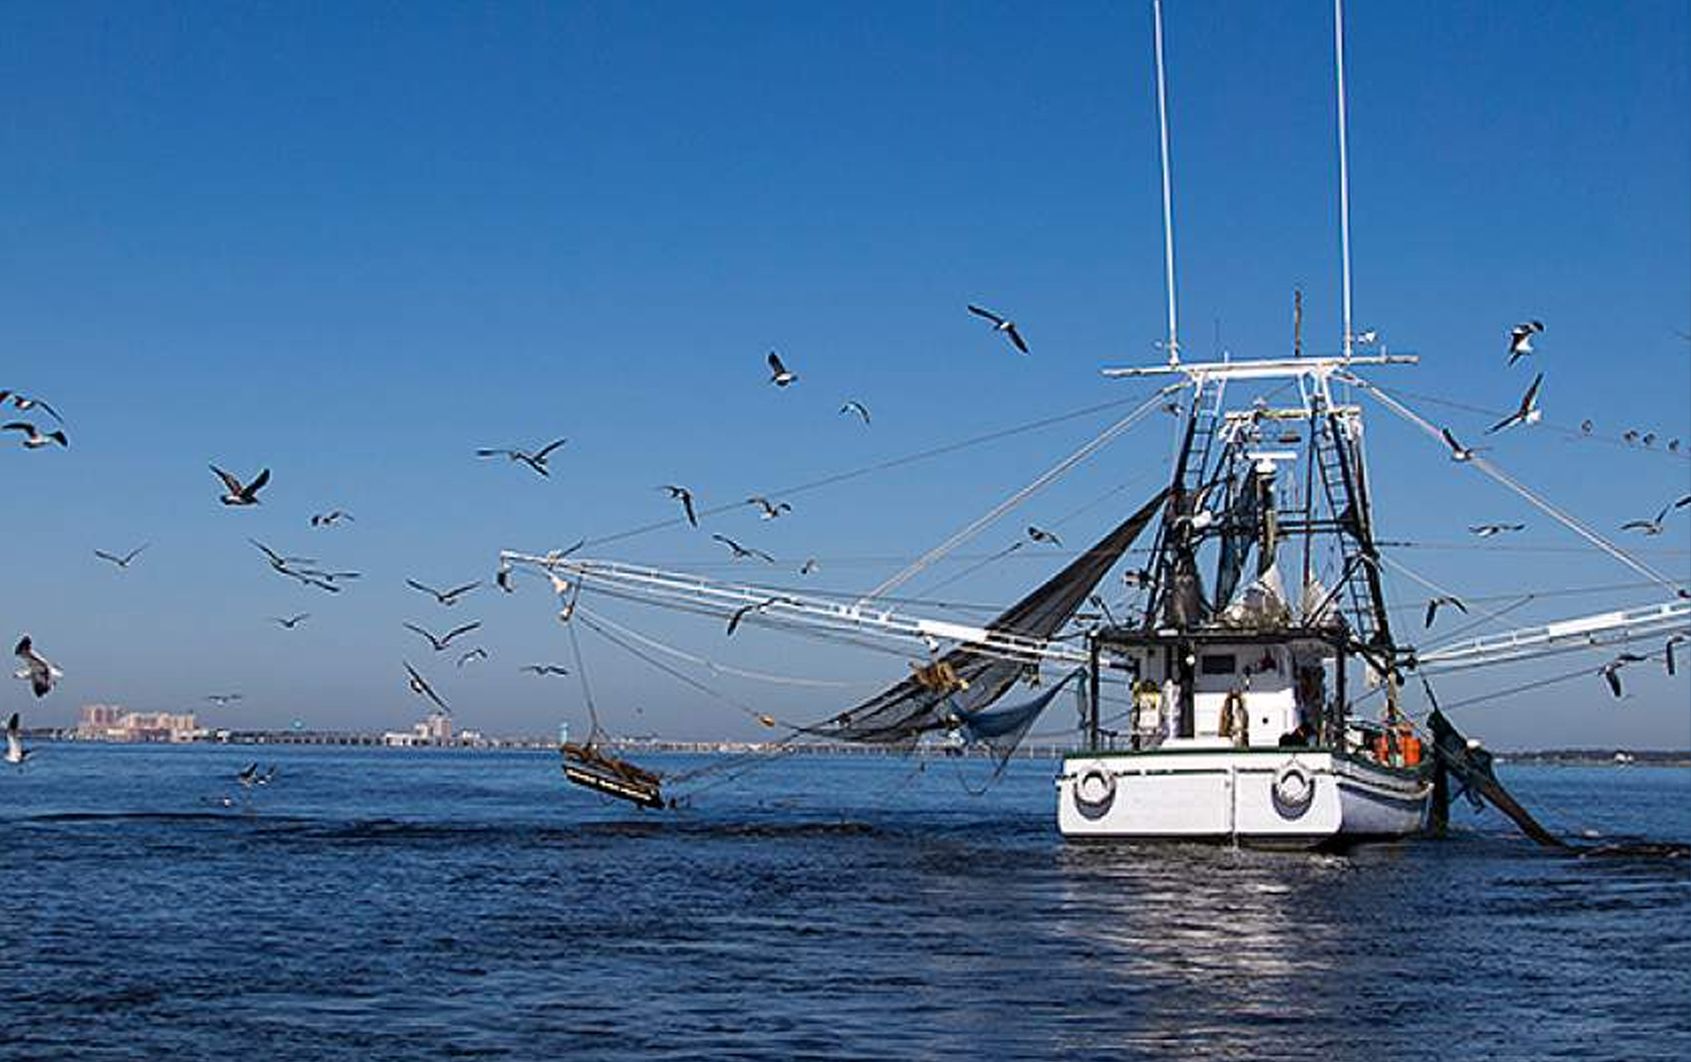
212;465;270;505
1486;374;1543;435
13;636;61;698
95;544;149;569
3;421;66;449
967;304;1030;354
476;437;567;477
712;534;775;563
840;400;871;425
404;621;482;652
406;579;481;606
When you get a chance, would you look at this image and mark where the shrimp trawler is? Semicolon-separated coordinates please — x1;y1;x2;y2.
499;0;1689;849
1061;351;1432;846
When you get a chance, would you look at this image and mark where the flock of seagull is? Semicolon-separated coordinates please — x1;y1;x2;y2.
0;302;1037;763
2;307;1685;762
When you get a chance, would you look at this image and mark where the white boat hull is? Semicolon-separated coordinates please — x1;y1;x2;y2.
1057;748;1432;848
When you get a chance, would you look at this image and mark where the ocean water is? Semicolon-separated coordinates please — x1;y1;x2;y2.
2;743;1688;1061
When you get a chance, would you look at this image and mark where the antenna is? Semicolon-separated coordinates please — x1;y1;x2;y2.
1152;0;1180;366
1293;287;1304;358
1333;0;1354;359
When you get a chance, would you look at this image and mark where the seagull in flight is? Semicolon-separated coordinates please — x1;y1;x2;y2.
520;664;570;676
495;562;516;593
1026;526;1063;547
5;712;30;767
1423;595;1468;629
403;621;482;652
271;614;310;629
310;510;354;527
477;437;568;477
250;539;315;573
1469;523;1526;538
661;485;699;528
94;544;149;569
767;352;797;387
747;496;791;520
1507;320;1543;365
456;647;488;668
967;304;1029;354
13;636;61;698
0;391;62;422
726;597;782;637
404;662;450;713
1597;653;1648;700
799;557;820;575
840;400;871;425
1623;429;1640;445
205;693;244;706
712;534;775;563
1580;419;1594;435
1439;428;1485;463
3;421;67;449
1486;373;1543;435
212;465;270;506
406;579;480;606
1621;496;1691;536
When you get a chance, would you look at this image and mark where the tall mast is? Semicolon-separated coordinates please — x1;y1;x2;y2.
1333;0;1355;358
1152;0;1180;366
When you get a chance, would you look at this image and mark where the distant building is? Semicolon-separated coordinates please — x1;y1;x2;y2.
383;711;479;748
77;704;203;743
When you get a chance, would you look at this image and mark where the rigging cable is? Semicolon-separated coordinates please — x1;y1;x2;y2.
1343;373;1687;598
574;390;1168;552
859;382;1182;605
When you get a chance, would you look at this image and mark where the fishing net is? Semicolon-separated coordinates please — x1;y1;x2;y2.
814;489;1167;747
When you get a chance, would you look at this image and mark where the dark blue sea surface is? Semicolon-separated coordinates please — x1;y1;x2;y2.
2;743;1688;1060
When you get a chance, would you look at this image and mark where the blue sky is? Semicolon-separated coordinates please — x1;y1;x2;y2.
1;1;1686;748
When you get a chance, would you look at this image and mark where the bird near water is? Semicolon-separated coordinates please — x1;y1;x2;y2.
271;614;310;630
5;712;31;767
840;400;871;425
403;661;450;713
13;636;61;698
1469;523;1526;538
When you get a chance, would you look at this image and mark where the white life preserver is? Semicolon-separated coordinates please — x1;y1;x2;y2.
1271;762;1316;820
1073;766;1117;820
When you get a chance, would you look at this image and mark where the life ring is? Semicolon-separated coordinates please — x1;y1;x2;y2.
1271;762;1316;820
1073;766;1117;820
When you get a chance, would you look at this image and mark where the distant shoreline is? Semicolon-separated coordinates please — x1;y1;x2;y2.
25;730;1691;766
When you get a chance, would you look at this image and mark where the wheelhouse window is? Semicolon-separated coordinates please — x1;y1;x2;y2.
1200;653;1237;676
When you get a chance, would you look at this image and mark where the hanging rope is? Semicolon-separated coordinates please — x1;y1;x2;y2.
565;616;604;744
1343;373;1687;598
